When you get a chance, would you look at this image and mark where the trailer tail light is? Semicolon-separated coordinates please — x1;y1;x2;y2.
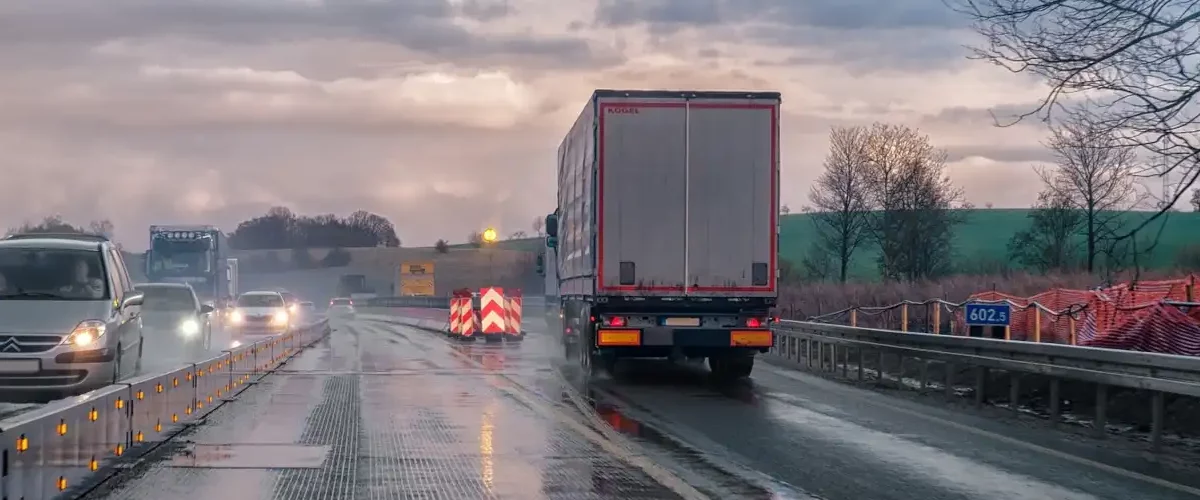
606;316;627;327
746;317;763;328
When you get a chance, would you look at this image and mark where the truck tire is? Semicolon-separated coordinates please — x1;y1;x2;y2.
710;354;754;380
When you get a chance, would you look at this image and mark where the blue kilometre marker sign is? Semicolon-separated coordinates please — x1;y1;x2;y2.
964;303;1010;326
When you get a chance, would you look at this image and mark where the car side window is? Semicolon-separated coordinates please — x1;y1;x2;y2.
102;249;123;301
108;248;131;300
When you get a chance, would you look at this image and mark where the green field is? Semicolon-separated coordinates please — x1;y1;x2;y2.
474;209;1200;281
779;209;1200;280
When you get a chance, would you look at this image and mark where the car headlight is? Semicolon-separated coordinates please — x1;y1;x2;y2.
288;304;298;313
230;340;242;348
62;320;106;347
229;310;243;324
271;311;289;326
179;318;200;336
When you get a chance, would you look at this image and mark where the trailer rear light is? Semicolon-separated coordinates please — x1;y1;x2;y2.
746;318;763;328
606;316;627;327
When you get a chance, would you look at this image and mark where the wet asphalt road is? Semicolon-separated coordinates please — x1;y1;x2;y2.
360;313;1200;500
83;317;687;500
74;314;1200;500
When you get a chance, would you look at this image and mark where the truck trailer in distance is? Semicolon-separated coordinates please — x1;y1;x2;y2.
544;89;780;379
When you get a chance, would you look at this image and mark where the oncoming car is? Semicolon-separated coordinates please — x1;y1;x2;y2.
328;297;355;319
227;291;291;346
133;282;213;356
0;233;145;400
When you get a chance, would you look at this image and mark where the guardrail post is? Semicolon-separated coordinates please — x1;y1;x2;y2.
900;304;908;332
974;368;987;407
931;304;940;334
944;362;955;400
1069;316;1077;345
857;348;865;381
1033;309;1042;343
1009;374;1020;415
1151;391;1165;450
1048;379;1061;426
849;309;857;327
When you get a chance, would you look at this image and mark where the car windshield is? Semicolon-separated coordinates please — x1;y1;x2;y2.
0;247;109;300
238;294;282;307
137;286;196;311
331;298;351;305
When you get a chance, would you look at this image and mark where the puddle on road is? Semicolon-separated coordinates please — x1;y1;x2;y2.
580;388;813;500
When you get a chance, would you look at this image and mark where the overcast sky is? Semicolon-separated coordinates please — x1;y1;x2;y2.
1;0;1082;248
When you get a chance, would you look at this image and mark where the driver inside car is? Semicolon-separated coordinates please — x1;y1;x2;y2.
59;259;104;299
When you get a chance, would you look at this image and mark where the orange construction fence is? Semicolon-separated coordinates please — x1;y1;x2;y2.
962;274;1199;346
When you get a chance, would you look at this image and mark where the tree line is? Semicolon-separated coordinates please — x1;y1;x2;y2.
949;0;1200;253
800;0;1200;284
801;123;966;283
5;216;117;244
228;206;400;250
799;114;1179;284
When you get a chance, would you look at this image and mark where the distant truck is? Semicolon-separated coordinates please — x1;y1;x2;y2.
145;225;237;304
336;274;375;301
544;89;780;379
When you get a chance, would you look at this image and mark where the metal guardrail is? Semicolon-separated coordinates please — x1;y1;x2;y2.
771;319;1200;449
365;298;1200;450
0;317;332;499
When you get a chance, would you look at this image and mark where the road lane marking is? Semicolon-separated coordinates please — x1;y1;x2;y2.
374;320;710;500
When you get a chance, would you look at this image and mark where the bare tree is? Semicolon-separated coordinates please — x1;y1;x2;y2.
807;126;873;282
1037;117;1141;272
508;231;528;240
950;0;1200;236
1192;188;1200;212
862;123;963;281
532;216;544;236
88;220;115;238
1008;190;1084;272
780;204;791;215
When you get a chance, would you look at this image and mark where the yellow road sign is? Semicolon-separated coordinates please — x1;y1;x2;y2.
401;261;434;275
400;277;435;296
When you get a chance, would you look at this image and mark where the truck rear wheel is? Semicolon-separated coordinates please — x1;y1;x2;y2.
710;354;754;380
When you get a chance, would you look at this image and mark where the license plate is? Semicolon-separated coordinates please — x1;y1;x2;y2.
0;359;40;374
663;317;700;327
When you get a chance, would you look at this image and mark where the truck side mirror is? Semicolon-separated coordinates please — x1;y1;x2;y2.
544;213;558;237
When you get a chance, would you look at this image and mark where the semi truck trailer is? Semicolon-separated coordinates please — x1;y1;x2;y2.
544;89;780;379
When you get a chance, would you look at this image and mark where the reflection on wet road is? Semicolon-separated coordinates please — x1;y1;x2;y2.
73;314;1200;500
83;318;688;500
365;315;1200;500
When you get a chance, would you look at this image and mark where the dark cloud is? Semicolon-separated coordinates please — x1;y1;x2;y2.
595;0;970;69
0;0;604;68
0;0;1057;245
594;0;961;30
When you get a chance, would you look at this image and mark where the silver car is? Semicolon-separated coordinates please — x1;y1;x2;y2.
227;291;291;346
133;282;214;357
0;233;145;400
328;297;355;319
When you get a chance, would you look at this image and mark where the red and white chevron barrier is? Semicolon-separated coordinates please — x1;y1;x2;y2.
505;290;523;338
479;286;507;337
450;289;476;338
